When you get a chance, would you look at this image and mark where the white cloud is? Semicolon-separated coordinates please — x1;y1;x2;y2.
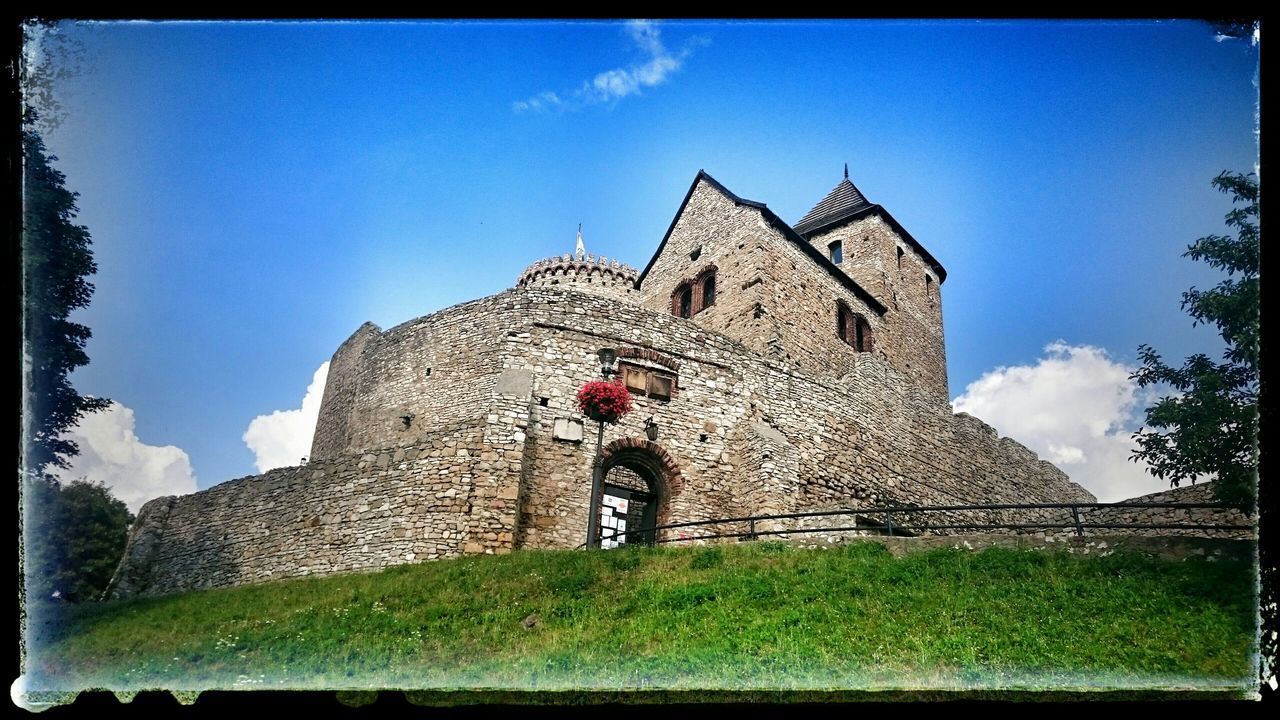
951;341;1169;503
242;362;329;473
50;402;198;513
514;20;700;113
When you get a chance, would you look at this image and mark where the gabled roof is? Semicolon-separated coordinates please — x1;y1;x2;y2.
636;170;888;316
793;177;871;235
794;171;947;283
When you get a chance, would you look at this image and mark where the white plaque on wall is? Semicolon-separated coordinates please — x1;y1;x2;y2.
552;417;584;442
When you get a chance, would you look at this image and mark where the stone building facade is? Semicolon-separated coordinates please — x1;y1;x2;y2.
112;168;1128;599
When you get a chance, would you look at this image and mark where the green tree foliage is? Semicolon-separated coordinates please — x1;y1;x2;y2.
1130;171;1259;512
21;21;131;604
25;480;134;603
22;124;111;474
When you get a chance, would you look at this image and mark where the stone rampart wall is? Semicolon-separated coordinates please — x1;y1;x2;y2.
109;401;531;598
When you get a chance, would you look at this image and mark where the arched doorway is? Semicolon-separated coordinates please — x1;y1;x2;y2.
597;440;682;548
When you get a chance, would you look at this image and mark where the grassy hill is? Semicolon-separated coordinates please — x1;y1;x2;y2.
23;541;1258;697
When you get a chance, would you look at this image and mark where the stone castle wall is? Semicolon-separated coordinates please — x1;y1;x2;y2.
638;179;883;383
111;285;1254;599
109;375;534;599
807;212;949;400
1076;482;1254;539
112;285;1106;598
310;294;521;460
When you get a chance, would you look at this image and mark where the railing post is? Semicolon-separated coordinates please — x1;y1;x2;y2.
886;510;895;537
748;517;757;541
1071;505;1084;537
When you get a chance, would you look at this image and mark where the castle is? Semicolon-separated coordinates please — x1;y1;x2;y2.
107;168;1101;598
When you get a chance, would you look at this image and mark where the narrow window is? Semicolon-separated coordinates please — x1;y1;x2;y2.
837;301;872;353
701;274;716;310
854;315;873;353
679;285;693;318
829;240;843;264
897;247;904;270
925;274;933;298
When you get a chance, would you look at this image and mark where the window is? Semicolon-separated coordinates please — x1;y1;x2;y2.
670;266;718;319
620;362;676;401
925;273;933;298
897;246;904;270
829;240;843;264
836;300;873;352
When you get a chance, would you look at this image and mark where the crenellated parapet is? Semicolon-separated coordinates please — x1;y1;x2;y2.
516;253;640;300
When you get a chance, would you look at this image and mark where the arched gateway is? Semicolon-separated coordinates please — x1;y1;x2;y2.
597;439;683;548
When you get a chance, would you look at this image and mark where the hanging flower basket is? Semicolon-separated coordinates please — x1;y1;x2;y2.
576;380;633;424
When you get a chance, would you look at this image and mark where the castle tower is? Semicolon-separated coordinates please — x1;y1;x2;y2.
797;165;950;400
516;225;640;301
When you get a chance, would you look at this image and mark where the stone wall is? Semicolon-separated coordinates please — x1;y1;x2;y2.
310;295;521;460
497;286;1094;550
807;212;949;400
114;284;1099;599
636;177;885;384
1076;482;1255;539
109;389;532;598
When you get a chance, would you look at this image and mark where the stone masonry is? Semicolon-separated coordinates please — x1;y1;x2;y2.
109;169;1234;599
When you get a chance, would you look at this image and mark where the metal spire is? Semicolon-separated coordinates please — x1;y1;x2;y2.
575;223;585;260
844;163;848;180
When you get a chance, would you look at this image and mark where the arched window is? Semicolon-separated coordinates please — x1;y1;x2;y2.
671;283;693;319
854;314;873;352
836;300;873;352
672;267;718;319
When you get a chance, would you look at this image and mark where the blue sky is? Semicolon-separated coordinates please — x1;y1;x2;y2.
29;19;1259;506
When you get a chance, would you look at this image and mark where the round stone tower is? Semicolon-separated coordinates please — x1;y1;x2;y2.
516;225;639;301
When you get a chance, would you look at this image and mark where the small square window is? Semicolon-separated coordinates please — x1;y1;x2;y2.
623;365;648;393
648;373;674;400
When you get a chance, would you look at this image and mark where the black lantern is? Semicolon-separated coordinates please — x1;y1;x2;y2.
597;347;617;378
644;416;659;441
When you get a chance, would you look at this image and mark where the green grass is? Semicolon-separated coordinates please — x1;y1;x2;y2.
23;542;1258;695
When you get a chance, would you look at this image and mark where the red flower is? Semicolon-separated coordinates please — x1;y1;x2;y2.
576;380;633;423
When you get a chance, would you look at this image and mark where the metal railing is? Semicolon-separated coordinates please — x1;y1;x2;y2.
578;501;1254;549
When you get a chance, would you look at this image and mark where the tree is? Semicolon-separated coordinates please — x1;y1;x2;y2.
24;480;134;603
1130;171;1259;512
21;21;130;604
22;124;112;474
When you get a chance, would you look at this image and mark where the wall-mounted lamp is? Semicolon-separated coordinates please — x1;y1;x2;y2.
597;347;617;378
644;416;659;442
640;412;660;440
300;457;308;465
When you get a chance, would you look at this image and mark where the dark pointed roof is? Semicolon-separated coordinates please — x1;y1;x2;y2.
792;168;947;283
793;176;872;235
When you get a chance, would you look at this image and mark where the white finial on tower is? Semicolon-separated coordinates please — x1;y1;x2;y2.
574;223;586;260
